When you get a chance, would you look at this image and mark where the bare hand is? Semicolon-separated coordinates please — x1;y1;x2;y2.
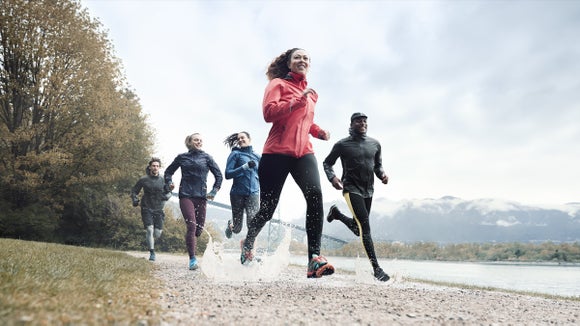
331;177;343;190
381;174;389;185
318;129;330;141
302;88;315;97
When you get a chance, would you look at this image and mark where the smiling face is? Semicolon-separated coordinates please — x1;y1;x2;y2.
188;133;203;150
351;117;368;135
287;49;310;75
237;132;251;148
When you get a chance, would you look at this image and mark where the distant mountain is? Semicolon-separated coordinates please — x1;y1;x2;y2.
167;196;580;244
316;196;580;244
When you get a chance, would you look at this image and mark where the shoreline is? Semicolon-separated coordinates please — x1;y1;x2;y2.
129;252;580;325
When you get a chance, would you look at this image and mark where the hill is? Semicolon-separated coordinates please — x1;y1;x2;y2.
322;196;580;243
167;196;580;244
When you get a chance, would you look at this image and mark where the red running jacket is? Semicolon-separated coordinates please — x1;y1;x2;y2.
261;72;323;158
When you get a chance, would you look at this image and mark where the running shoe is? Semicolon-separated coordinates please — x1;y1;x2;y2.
149;251;156;261
374;267;390;282
307;255;335;278
240;239;254;265
326;205;339;223
189;257;198;270
225;220;233;239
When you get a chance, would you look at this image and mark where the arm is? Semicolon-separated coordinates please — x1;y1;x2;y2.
224;152;246;180
374;143;388;184
262;80;311;122
130;179;142;206
309;123;330;141
323;144;343;190
161;178;173;200
164;156;180;188
207;155;223;194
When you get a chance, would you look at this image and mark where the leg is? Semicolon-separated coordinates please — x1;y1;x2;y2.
145;225;155;249
141;208;154;250
243;154;290;250
327;203;360;236
290;154;324;261
149;212;164;261
244;194;260;230
179;198;198;259
192;198;207;238
292;155;335;279
153;209;165;240
345;193;387;280
229;194;245;234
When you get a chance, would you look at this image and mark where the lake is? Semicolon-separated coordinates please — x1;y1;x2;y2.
289;255;580;298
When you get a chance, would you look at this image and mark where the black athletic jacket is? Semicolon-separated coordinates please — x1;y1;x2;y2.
164;149;223;199
323;131;385;198
131;174;171;210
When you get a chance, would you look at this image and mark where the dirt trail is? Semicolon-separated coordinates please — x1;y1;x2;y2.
127;251;579;325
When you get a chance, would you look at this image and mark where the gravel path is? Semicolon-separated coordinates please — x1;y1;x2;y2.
128;251;579;325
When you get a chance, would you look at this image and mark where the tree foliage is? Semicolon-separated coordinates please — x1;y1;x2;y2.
0;0;153;243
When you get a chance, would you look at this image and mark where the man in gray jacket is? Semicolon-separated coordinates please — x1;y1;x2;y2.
131;158;172;261
323;113;390;281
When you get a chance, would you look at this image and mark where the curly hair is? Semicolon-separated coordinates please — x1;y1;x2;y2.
265;48;305;80
223;131;251;149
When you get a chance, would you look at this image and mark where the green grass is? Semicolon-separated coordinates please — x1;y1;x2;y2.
0;238;161;325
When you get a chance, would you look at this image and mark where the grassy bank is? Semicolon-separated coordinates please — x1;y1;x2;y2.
0;238;161;325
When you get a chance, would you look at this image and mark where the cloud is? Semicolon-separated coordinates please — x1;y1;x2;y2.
82;0;580;220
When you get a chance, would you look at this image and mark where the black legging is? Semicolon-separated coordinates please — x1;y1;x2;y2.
341;193;380;271
243;153;324;261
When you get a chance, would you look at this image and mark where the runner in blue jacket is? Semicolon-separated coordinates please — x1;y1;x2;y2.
223;131;261;239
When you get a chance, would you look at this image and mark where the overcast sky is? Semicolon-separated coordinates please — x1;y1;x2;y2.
81;0;580;220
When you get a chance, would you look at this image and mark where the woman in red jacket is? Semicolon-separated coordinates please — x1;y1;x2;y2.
240;48;334;278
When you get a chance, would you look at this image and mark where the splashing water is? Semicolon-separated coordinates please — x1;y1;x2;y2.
354;255;376;284
354;255;400;285
200;226;292;282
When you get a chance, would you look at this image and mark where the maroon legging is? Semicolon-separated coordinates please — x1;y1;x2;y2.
179;197;207;259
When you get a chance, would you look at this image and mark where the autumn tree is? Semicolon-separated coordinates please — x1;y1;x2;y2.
0;0;153;244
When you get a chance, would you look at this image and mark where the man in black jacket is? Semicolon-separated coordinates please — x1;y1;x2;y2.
131;158;172;261
322;112;391;281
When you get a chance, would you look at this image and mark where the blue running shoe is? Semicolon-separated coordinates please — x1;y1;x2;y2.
149;251;156;261
189;257;198;270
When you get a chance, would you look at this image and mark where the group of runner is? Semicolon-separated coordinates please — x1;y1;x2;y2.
130;48;391;281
